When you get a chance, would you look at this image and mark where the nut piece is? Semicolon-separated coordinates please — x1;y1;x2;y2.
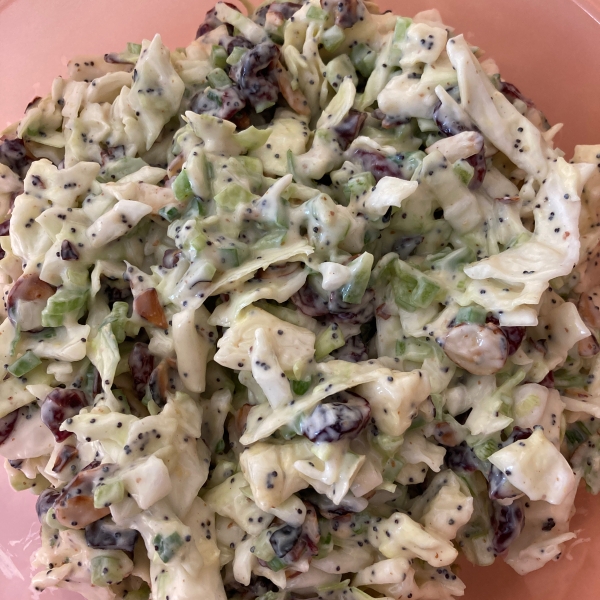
133;288;168;329
443;322;508;375
6;274;56;331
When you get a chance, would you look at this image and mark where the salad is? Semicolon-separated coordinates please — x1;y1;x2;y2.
1;1;599;599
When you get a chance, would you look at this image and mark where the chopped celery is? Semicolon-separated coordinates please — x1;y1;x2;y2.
214;183;256;209
453;159;474;186
351;43;377;78
172;169;195;203
8;350;41;377
455;305;487;325
389;16;412;63
306;5;329;21
326;55;358;89
565;421;591;453
9;324;21;357
210;45;228;69
322;25;345;52
207;68;232;90
153;532;184;563
255;100;276;114
381;258;441;312
158;206;181;222
291;378;311;396
315;323;345;360
341;252;374;304
267;557;287;572
396;338;433;362
417;118;439;133
90;556;128;586
41;287;88;327
217;247;241;269
94;480;125;508
227;46;248;65
127;42;142;56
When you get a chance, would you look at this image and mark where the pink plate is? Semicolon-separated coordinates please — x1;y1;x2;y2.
1;1;600;598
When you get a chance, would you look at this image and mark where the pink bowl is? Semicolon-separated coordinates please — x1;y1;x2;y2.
1;1;600;599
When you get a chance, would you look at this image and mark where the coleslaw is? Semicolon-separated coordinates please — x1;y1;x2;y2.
1;1;600;599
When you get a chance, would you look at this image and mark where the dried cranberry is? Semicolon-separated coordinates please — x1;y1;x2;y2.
502;326;526;355
351;148;406;181
444;442;482;473
0;218;10;236
302;391;370;443
537;371;555;388
230;42;281;111
41;388;88;442
0;137;32;178
291;283;329;317
466;149;487;190
491;500;525;554
60;240;79;261
128;343;154;399
36;488;60;522
189;86;247;121
85;516;139;552
270;524;302;558
333;110;367;150
0;409;19;445
195;2;239;38
52;445;79;473
498;81;534;108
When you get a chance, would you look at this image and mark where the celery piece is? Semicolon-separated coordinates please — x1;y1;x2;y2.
255;100;276;114
211;45;228;69
389;260;440;312
172;169;194;203
341;252;374;304
267;557;287;572
207;68;233;90
322;25;345;52
9;324;21;357
389;17;412;63
217;248;241;269
453;159;474;186
351;43;377;78
158;206;181;222
94;480;125;509
127;42;142;56
90;556;128;587
315;323;345;360
227;46;248;65
306;5;329;21
214;183;256;209
153;532;184;563
291;378;311;396
455;305;487;325
41;287;88;328
396;338;433;362
8;350;41;377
